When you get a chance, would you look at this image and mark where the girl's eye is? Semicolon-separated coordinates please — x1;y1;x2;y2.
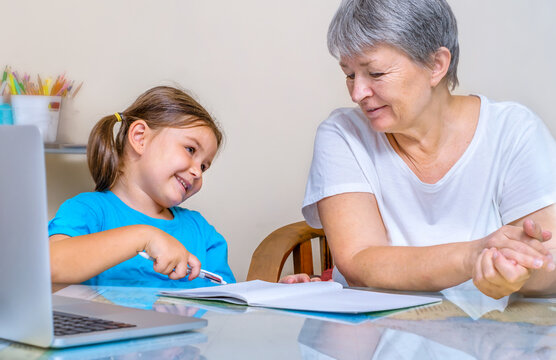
186;147;195;154
370;72;385;78
200;164;207;172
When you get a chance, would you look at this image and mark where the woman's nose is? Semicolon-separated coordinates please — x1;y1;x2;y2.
349;77;373;104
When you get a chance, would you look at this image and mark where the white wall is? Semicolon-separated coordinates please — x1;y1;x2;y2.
4;0;555;281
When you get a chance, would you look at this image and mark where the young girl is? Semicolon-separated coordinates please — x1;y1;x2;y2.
48;86;235;288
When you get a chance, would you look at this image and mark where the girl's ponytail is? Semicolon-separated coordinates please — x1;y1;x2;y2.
87;113;126;191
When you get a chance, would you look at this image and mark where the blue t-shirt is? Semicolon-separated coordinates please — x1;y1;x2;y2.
48;191;235;288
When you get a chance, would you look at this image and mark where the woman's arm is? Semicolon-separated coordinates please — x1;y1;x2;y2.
318;192;552;292
318;192;472;290
50;225;201;283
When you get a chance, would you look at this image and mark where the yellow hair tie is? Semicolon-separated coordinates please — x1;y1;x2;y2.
114;112;123;122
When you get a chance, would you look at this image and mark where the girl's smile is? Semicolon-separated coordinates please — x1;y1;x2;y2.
175;174;192;199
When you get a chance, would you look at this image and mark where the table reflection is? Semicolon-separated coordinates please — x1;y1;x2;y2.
0;331;207;360
297;299;556;360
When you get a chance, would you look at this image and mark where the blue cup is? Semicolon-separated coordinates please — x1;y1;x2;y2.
0;103;13;125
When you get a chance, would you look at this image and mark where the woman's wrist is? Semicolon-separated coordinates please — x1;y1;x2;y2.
464;239;483;278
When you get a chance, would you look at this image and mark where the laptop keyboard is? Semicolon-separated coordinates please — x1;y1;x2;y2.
53;311;136;336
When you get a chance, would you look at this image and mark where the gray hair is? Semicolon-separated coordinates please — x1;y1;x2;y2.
328;0;460;89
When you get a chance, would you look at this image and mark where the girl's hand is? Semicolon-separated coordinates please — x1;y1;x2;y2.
473;248;531;299
143;228;201;281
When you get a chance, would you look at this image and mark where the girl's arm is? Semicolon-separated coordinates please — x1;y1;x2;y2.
317;192;553;292
50;224;201;283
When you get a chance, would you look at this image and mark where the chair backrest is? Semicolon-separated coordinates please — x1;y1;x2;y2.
246;221;332;282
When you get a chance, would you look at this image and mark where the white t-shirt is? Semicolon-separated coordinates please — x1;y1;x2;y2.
302;95;556;315
303;95;556;246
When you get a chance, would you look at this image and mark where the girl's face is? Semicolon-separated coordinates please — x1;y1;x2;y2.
340;44;435;134
138;125;218;209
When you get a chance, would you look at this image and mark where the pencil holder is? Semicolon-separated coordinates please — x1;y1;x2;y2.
0;103;13;125
11;95;61;143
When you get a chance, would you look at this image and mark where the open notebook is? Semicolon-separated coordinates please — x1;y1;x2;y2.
0;125;206;348
160;280;441;314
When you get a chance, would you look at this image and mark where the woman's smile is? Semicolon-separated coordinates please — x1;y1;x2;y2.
363;104;387;116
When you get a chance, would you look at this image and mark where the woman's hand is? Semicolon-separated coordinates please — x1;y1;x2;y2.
473;221;553;273
279;274;324;283
472;219;555;298
143;228;201;281
473;248;531;299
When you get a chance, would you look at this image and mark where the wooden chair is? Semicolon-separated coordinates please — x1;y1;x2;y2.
246;221;333;282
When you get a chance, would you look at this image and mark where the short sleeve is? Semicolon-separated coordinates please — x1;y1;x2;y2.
302;110;375;228
190;212;236;284
498;109;556;223
48;195;103;237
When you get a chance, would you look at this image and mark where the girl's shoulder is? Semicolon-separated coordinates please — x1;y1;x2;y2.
171;206;205;222
61;191;116;209
171;207;215;229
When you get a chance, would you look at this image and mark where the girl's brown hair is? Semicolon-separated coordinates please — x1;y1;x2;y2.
87;86;222;191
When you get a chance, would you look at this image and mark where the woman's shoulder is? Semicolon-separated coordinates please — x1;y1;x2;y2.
479;95;543;129
317;107;375;139
477;94;552;149
321;107;366;127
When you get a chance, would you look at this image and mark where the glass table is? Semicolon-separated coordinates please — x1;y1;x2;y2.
0;285;554;359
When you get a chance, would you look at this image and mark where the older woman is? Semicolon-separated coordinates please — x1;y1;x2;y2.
301;0;556;301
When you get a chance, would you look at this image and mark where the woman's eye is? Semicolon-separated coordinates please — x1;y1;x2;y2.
370;72;385;78
345;73;355;80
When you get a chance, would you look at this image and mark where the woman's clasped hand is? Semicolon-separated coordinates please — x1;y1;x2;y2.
472;219;554;299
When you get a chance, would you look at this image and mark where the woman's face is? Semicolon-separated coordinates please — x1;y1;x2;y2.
340;44;435;133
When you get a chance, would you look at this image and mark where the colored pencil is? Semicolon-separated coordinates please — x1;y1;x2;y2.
1;67;82;98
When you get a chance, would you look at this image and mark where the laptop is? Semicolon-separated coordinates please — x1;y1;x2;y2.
0;125;207;348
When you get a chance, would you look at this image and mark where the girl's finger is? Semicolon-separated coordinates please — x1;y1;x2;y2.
170;261;188;280
187;254;201;281
155;259;176;275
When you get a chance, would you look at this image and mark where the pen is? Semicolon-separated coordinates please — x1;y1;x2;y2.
137;251;226;284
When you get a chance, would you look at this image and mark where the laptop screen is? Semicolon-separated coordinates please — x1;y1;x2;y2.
0;125;56;346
